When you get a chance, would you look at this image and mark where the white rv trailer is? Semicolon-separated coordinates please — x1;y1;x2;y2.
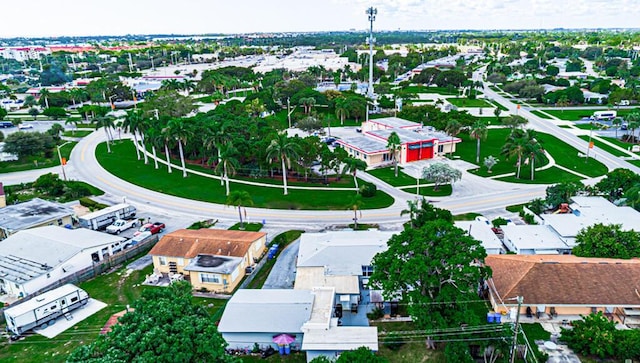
4;284;89;336
78;203;137;231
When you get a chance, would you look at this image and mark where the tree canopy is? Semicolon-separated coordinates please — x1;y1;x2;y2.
67;282;236;363
572;223;640;259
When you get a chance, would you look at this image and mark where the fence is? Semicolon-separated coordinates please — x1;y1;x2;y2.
0;234;158;324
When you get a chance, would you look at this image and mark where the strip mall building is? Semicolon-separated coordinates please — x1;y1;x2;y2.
336;117;461;167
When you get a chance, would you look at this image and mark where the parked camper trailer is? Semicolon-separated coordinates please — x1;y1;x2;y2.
4;284;89;336
591;110;617;121
78;203;137;231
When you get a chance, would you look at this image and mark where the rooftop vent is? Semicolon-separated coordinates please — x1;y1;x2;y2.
196;255;228;268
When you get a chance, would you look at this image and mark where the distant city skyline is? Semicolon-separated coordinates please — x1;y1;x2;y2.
1;0;639;38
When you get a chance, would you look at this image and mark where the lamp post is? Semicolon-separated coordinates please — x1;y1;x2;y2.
57;141;72;181
366;7;377;99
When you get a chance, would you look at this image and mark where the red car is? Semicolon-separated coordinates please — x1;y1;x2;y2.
133;222;165;236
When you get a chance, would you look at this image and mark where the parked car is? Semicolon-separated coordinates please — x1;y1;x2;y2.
0;121;14;128
18;123;33;130
124;231;152;249
133;222;165;236
105;219;137;234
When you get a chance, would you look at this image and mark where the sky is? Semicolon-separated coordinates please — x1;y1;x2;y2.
1;0;640;38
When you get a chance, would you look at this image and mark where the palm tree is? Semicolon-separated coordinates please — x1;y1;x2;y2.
626;111;640;143
502;115;528;131
39;88;50;109
493;107;501;123
65;118;79;135
400;199;419;228
214;142;239;196
445;119;462;158
523;130;545;181
145;127;162;169
203;123;227;186
469;120;488;164
69;88;86;107
226;190;253;229
335;97;350;125
266;132;300;195
122;109;145;161
501;130;528;179
612;118;622;139
94;115;116;153
164;118;192;178
299;97;316;114
342;157;367;190
386;131;402;177
557;95;569;112
349;194;363;230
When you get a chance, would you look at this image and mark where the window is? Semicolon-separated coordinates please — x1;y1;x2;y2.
71;296;78;303
159;257;167;266
177;258;184;266
57;219;63;226
438;145;444;153
200;273;221;284
50;305;57;310
361;265;374;276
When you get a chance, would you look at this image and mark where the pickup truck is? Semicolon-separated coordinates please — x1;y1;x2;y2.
106;219;137;234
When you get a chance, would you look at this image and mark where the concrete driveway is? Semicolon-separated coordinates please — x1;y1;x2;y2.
262;238;300;289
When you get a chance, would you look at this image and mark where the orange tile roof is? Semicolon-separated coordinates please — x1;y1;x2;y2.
486;255;640;306
148;229;265;258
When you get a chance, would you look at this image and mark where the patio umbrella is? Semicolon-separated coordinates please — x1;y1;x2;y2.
272;334;295;345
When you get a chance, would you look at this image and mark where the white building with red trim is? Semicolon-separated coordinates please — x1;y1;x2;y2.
336;117;461;168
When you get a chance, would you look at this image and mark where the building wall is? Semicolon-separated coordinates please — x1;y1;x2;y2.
0;214;73;240
222;332;303;350
151;255;192;275
190;265;244;293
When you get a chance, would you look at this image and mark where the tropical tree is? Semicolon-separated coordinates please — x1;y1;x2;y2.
145;127;163;169
502;115;528;130
39;88;50;109
524;129;545;180
299;97;316;114
557;95;569;111
573;223;640;259
386;131;402;177
94;115;116;153
422;162;462;191
493;107;501;123
226;190;253;229
501;130;528;179
612;117;622;138
483;155;499;173
400;199;420;228
335;346;387;363
342;157;367;190
625;182;640;210
469;120;488;164
122;109;145;161
349;194;363;230
627;112;640;143
164;118;192;177
445;119;462;157
335;97;350;125
266;132;300;195
214;142;239;196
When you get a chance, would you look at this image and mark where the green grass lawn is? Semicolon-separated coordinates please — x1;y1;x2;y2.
228;222;263;231
0;252;229;363
536;133;608;178
453;212;482;220
577;136;629;157
97;141;394;210
454;128;528;177
544;108;640;121
0;141;76;174
62;130;93;137
447;97;492;108
496;166;582;184
599;136;640;153
530;110;553;119
367;166;418;187
403;184;452;196
628;159;640;167
399;86;459;95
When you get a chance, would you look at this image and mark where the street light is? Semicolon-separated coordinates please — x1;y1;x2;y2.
57;141;72;181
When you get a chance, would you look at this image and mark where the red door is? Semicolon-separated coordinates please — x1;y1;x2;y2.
405;143;420;162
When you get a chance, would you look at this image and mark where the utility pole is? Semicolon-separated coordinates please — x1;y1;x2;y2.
366;7;377;99
510;296;523;363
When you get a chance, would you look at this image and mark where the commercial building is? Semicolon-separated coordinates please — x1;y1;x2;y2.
337;117;460;168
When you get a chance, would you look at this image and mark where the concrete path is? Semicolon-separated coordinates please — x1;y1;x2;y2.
262;238;300;289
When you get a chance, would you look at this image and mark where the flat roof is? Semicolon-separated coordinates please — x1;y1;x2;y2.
303;287;335;331
454;221;504;253
367;117;420;129
0;226;124;284
337;136;388;154
502;225;570;251
302;326;378;351
217;289;314;333
183;254;243;274
0;198;74;233
297;231;394;276
295;267;360;294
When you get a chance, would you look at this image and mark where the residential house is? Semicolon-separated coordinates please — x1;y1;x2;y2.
485;254;640;324
0;198;74;240
454;221;505;255
0;226;125;299
501;225;571;255
148;229;266;293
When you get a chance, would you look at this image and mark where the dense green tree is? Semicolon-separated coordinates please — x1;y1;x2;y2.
342;157;367;190
335;346;387;363
266;132;300;195
572;223;640;259
434;69;467;88
0;107;7;120
42;107;68;119
67;281;236;363
595;168;640;201
561;312;617;359
142;89;197;119
545;181;583;208
369;216;490;330
3;131;54;158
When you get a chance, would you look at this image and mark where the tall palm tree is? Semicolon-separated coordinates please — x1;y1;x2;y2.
266;132;300;195
145;127;162;169
386;131;402;177
226;190;253;229
626;111;640;143
445;119;462;158
335;97;350;125
349;194;363;230
523;130;545;181
164;118;192;178
122;109;145;161
214;142;239;196
39;88;50;109
502;115;528;131
94;115;116;153
501;130;528;179
469;120;488;164
203;123;227;186
400;199;420;228
342;157;367;190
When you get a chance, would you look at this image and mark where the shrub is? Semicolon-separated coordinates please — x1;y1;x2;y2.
492;217;508;227
383;332;405;351
360;182;377;197
523;213;537;225
79;197;108;211
367;307;384;320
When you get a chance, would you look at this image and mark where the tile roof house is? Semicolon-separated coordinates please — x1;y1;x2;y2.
485;254;640;323
148;229;266;293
